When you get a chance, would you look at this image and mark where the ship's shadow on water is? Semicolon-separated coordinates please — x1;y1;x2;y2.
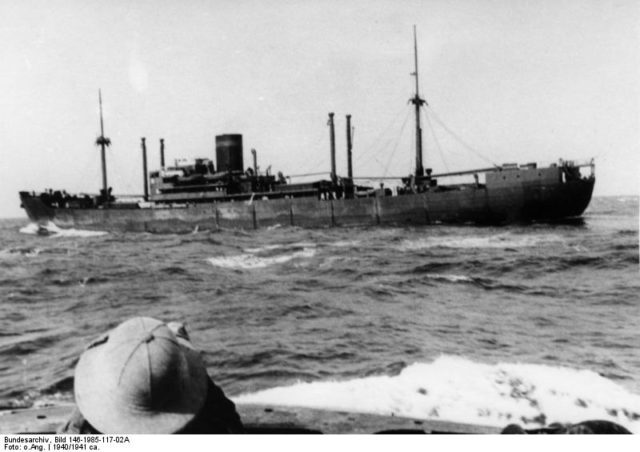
0;196;638;431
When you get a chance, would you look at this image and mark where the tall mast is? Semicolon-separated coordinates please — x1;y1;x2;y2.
96;89;111;205
410;25;426;177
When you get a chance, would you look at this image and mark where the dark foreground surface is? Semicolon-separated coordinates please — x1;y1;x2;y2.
2;403;500;434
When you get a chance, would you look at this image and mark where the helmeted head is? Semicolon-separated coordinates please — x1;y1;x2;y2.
74;317;208;433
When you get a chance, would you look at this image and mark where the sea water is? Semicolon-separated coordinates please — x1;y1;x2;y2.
0;196;638;431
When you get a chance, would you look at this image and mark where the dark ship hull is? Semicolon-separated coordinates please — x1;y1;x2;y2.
19;163;594;233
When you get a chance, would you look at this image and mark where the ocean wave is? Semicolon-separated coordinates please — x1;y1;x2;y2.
410;262;456;273
234;355;640;432
19;222;107;238
424;273;474;283
329;240;361;248
411;271;532;293
398;233;566;251
615;196;639;203
0;247;42;258
0;332;62;357
208;247;316;269
244;242;316;254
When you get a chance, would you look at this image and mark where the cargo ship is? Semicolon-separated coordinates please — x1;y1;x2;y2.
19;30;595;233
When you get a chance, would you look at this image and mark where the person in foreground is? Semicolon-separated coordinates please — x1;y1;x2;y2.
59;317;243;434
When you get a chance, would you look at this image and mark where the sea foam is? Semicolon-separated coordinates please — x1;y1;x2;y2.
19;222;107;238
0;247;42;258
243;242;316;254
398;233;566;251
424;273;474;283
208;247;316;269
234;355;640;432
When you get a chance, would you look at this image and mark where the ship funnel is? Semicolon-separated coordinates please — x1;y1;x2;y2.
216;134;244;173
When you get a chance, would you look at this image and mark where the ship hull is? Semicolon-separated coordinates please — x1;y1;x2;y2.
20;175;595;233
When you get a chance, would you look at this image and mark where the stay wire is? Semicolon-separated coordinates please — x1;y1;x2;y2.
354;103;410;166
422;107;449;173
294;127;333;177
426;106;498;167
382;109;412;177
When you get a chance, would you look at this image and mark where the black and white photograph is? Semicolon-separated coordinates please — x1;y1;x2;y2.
0;0;638;440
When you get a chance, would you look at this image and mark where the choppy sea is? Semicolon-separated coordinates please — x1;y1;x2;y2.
0;196;638;432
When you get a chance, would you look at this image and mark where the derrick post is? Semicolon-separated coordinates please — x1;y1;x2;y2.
346;114;353;179
141;137;149;201
328;112;337;185
251;148;258;175
160;138;165;170
346;114;354;198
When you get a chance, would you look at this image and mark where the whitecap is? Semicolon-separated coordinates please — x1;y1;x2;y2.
244;242;316;254
208;248;316;270
398;233;566;251
19;223;44;235
424;273;473;283
19;222;107;238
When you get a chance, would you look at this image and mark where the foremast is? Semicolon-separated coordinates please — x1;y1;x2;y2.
410;25;427;178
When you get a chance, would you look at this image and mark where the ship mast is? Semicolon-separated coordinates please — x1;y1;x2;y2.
410;25;426;177
95;89;111;205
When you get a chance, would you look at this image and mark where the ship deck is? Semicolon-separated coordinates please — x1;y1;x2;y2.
1;403;501;434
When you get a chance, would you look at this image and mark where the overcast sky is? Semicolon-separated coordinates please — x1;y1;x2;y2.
1;0;637;218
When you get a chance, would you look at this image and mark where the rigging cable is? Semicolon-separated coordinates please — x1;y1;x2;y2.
287;171;328;178
353;103;409;167
295;126;336;177
382;109;412;177
108;145;139;195
422;106;449;173
425;106;498;167
76;142;103;194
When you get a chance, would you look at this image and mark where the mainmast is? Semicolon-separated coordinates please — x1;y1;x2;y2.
410;25;426;177
95;89;111;205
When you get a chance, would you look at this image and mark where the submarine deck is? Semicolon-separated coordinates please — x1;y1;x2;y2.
1;403;501;434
